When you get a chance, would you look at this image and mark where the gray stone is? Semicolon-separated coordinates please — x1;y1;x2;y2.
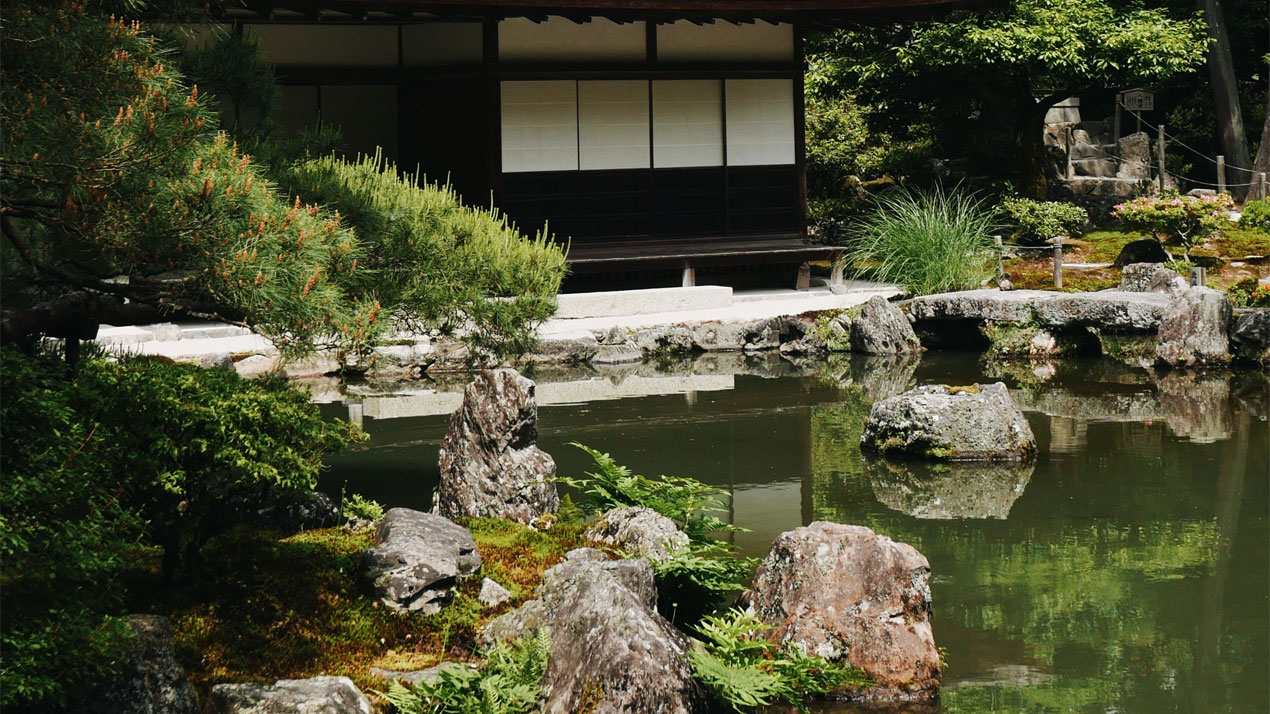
147;322;183;341
1231;310;1270;365
777;316;827;356
1117;132;1152;180
861;383;1037;462
867;459;1035;520
1120;263;1188;294
1033;291;1169;331
1155;287;1232;368
599;326;628;345
198;352;234;369
586;507;689;562
435;369;559;523
591;343;643;365
908;289;1043;323
530;335;600;364
209;676;372;714
72;615;197;714
368;665;443;688
479;577;513;609
484;550;703;714
851;296;923;354
739;522;940;703
361;508;481;614
1113;238;1170;267
234;354;277;378
821;314;853;352
630;326;696;356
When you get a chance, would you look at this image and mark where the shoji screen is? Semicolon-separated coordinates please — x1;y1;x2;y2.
652;80;723;169
500;81;579;173
724;79;795;166
578;81;650;170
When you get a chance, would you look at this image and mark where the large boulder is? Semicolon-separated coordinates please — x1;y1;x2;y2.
851;296;922;354
861;383;1036;462
1230;310;1270;365
1112;238;1170;267
435;369;559;523
1155;287;1232;368
209;676;372;714
1116;132;1152;180
72;615;198;714
484;549;704;714
740;522;940;703
691;319;778;352
586;506;689;562
361;509;481;614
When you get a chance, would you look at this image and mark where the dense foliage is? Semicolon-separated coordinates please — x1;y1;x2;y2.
1238;198;1270;231
688;609;869;712
381;634;550;714
0;349;358;709
1112;192;1235;257
844;186;999;295
1001;197;1088;244
0;1;565;360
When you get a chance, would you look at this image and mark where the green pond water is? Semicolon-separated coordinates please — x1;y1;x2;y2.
318;353;1269;713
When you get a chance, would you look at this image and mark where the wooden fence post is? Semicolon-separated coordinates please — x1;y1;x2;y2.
1052;237;1063;289
1216;155;1226;195
994;236;1005;284
1157;124;1167;194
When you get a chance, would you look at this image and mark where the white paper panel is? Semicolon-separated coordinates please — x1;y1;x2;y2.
402;23;483;66
275;84;320;133
499;18;645;63
579;81;649;170
247;25;398;67
652;80;723;168
321;85;399;163
656;21;793;63
501;81;579;173
725;79;794;166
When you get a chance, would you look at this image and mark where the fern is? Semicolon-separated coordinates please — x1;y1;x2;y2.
689;609;870;713
646;542;757;623
379;632;549;714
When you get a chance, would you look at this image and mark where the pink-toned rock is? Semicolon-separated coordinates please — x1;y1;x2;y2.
740;522;940;703
434;369;558;524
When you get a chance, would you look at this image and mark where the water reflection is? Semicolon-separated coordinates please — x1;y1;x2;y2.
318;353;1268;714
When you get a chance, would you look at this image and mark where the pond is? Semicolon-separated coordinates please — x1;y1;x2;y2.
316;353;1269;714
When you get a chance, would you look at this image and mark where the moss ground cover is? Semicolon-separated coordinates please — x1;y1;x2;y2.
122;518;587;703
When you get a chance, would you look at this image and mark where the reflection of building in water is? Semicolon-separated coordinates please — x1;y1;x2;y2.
866;458;1035;520
1047;416;1088;454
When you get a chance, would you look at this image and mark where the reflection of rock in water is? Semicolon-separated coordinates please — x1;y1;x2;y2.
841;354;921;402
1233;371;1269;422
1047;416;1088;454
1156;371;1233;444
867;457;1034;519
982;358;1059;384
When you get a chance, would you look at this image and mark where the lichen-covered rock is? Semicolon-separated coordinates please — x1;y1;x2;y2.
867;459;1034;520
435;369;559;523
631;326;696;355
72;615;197;714
1230;310;1270;365
591;342;643;365
850;296;922;354
210;676;372;714
586;506;689;562
740;522;940;703
361;509;481;614
1033;291;1169;331
479;577;513;609
777;316;827;356
529;335;601;364
861;383;1036;462
1119;262;1188;294
1155;287;1232;368
484;549;703;714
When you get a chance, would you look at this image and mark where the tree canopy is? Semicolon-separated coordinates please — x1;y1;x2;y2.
0;0;566;361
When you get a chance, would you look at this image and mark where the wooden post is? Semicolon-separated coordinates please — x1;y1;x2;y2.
1157;124;1167;193
994;235;1005;283
1052;237;1063;289
795;262;811;291
1259;172;1268;201
1217;155;1226;194
681;262;696;288
1065;126;1074;179
1113;94;1122;150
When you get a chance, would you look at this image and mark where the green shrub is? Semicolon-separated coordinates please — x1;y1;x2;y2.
845;185;999;296
341;493;385;524
1112;192;1235;258
1238;198;1270;232
1227;278;1270;308
1000;196;1087;245
688;609;869;712
380;633;549;714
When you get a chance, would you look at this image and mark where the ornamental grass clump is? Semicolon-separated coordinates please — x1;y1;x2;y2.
1112;192;1235;259
846;186;998;296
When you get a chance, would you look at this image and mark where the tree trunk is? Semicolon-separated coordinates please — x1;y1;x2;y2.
1198;0;1253;197
1250;108;1270;200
